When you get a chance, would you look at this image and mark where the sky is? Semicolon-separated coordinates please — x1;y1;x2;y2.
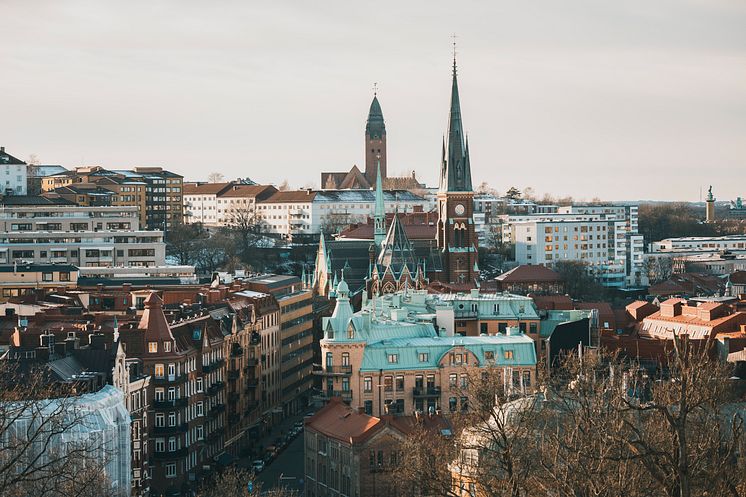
2;0;745;202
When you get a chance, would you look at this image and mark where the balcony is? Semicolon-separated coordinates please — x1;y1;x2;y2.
153;423;188;435
203;359;225;373
227;370;240;380
206;381;225;396
231;344;244;357
152;398;188;409
313;365;352;376
322;390;352;401
152;448;188;460
152;374;187;385
209;403;226;417
413;387;441;398
454;310;478;319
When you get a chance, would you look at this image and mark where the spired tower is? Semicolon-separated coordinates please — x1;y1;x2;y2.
436;56;479;285
364;93;387;185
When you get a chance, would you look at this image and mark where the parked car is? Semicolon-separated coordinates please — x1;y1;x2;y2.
294;421;304;430
251;460;265;473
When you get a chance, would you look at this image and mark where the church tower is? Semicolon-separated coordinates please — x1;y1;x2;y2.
374;159;386;247
365;93;386;185
436;55;479;285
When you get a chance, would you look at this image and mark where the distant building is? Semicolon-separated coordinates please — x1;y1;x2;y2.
495;265;565;295
183;182;277;226
26;164;67;195
706;185;716;223
650;235;746;256
0;146;28;195
0;263;79;301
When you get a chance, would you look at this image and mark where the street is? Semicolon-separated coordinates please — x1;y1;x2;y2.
256;432;304;495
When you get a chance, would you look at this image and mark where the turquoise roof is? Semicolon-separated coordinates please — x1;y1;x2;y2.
360;334;536;372
540;309;593;338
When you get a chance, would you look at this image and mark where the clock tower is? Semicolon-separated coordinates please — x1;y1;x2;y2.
436;56;479;285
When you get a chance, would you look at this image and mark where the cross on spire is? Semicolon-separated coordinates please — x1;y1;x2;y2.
372;82;378;96
452;33;458;74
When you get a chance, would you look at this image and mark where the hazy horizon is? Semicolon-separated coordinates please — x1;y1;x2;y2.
2;0;745;202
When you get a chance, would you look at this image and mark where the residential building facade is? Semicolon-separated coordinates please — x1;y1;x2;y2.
0;146;28;195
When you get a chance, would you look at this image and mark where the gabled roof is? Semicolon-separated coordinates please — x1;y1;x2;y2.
138;292;175;343
0;147;26;165
338;165;371;190
183;182;234;196
305;398;383;445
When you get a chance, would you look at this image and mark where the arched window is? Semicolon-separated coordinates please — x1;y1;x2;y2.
341;352;350;366
347;324;355;339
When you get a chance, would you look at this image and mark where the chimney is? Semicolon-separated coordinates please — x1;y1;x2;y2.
356;406;365;414
0;147;4;153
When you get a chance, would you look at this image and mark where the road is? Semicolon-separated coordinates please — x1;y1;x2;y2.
256;433;304;495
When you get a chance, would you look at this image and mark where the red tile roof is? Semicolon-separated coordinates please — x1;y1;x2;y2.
183;183;233;195
262;190;317;203
219;184;277;198
305;398;382;444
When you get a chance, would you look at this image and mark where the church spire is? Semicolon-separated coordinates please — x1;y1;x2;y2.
439;53;472;193
374;158;386;246
365;89;387;185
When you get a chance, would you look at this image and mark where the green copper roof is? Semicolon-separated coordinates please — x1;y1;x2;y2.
366;95;386;138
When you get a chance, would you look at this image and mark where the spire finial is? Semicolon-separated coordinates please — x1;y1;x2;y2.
373;82;378;97
452;33;458;75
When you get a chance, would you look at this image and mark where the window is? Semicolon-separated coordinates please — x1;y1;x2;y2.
529;323;538;335
154;388;164;401
449;373;457;387
484;350;495;361
449;397;457;412
155;438;165;452
196;425;204;440
148;342;158;353
523;371;531;388
155;413;164;427
504;350;514;360
165;463;176;478
460;374;468;389
42;273;53;282
387;354;398;364
342;377;350;391
383;376;393;392
395;375;404;391
59;272;69;282
168;412;176;426
364;400;373;415
168;437;177;451
418;352;429;363
460;396;469;412
154;364;164;378
196;401;204;417
480;323;488;334
164;341;171;352
341;352;350;366
363;377;372;393
415;375;424;389
325;352;333;368
196;377;203;392
167;364;176;378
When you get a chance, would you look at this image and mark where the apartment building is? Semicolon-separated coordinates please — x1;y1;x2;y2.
41;166;183;230
183;182;277;226
318;281;538;417
502;204;644;288
256;189;430;240
247;274;314;416
0;204;166;267
0;146;28;195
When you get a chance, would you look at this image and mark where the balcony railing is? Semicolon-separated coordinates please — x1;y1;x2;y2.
413;387;441;398
206;381;225;396
153;423;188;435
152;398;188;409
203;359;225;373
152;448;188;460
152;374;187;385
454;310;478;319
209;403;226;417
313;365;353;376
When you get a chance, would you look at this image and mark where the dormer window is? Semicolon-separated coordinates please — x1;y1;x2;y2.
148;342;158;353
163;341;171;353
347;324;355;339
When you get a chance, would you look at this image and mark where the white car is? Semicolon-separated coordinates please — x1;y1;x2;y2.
252;460;265;473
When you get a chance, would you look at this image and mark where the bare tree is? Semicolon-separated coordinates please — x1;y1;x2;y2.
0;363;118;497
208;172;225;183
195;467;296;497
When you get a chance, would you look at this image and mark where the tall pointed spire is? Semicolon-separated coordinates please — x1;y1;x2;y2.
374;158;386;247
365;89;387;184
439;52;472;193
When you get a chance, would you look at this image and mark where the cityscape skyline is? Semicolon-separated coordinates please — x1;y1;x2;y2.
2;0;745;202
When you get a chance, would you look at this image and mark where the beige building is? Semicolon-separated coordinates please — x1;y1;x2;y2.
0;263;79;300
318;281;537;417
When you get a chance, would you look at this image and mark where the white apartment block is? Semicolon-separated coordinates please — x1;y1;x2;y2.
0;146;28;195
505;204;644;288
257;189;430;239
0;205;166;267
650;235;746;255
183;183;277;226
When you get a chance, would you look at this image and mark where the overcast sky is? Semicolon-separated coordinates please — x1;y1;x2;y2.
2;0;745;201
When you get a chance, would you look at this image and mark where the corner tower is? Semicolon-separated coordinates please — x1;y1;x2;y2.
436;56;479;285
365;93;386;185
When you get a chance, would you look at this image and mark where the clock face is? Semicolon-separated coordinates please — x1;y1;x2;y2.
454;203;465;216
